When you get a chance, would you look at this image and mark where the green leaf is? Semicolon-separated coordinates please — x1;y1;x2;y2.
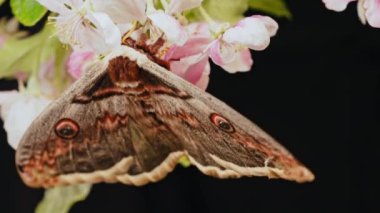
0;24;72;95
36;184;92;213
248;0;292;19
186;0;249;24
0;25;49;78
10;0;47;26
0;0;6;7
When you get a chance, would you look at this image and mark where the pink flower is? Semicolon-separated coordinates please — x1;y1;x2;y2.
209;15;278;73
165;16;278;88
165;23;212;90
323;0;380;28
67;51;94;79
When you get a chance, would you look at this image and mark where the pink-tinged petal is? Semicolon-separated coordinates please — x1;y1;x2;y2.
364;0;380;28
92;0;147;24
67;51;94;79
194;63;210;91
170;53;210;90
148;11;188;46
166;0;203;14
166;37;211;60
322;0;357;12
165;23;211;60
209;40;236;66
37;0;70;14
0;92;51;149
251;15;279;36
183;55;209;84
220;48;253;73
223;17;270;51
79;12;121;54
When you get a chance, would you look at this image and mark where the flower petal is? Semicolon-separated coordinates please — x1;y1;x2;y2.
170;53;210;90
165;23;211;60
166;0;203;14
209;40;236;66
0;90;19;116
67;51;94;79
92;0;147;24
37;0;70;14
78;12;121;53
222;17;270;51
251;15;279;37
148;10;187;46
322;0;356;12
364;0;380;28
219;48;253;73
165;36;209;59
194;64;210;91
0;92;50;149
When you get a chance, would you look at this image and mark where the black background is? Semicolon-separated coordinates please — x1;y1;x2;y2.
1;0;379;212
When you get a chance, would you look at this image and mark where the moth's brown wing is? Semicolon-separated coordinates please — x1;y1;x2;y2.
16;47;313;188
134;48;315;183
16;55;186;188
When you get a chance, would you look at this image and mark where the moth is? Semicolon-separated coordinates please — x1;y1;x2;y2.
16;45;314;188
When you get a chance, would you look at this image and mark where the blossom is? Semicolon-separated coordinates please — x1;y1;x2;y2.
120;0;203;46
165;16;278;86
145;0;204;45
150;0;205;45
322;0;380;28
165;23;212;90
209;15;278;73
67;50;94;79
0;91;50;149
37;0;122;54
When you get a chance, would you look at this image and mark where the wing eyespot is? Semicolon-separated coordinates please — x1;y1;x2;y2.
54;118;80;140
210;113;235;133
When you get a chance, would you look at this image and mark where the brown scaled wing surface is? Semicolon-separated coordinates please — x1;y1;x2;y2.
16;46;314;188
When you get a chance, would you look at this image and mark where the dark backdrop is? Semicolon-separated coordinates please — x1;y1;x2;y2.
1;0;379;212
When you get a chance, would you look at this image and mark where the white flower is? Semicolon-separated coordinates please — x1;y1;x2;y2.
323;0;380;28
0;91;50;149
37;0;122;54
147;10;188;45
209;15;278;73
120;0;203;46
92;0;147;25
